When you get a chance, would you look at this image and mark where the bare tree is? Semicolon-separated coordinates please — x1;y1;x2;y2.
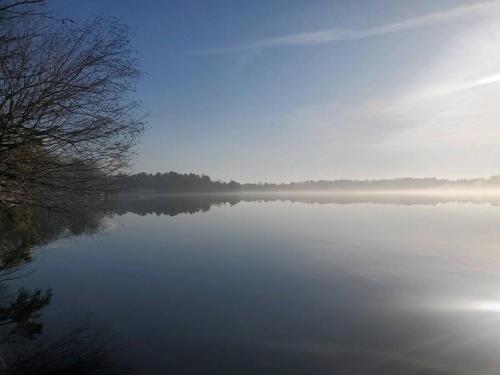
0;2;145;209
0;1;46;21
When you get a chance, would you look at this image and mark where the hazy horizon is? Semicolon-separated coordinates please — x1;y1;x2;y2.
49;0;500;182
127;170;500;185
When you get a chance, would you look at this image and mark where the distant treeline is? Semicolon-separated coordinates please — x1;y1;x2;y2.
118;172;500;193
121;172;240;193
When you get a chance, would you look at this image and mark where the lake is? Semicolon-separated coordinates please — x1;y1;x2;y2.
4;193;500;374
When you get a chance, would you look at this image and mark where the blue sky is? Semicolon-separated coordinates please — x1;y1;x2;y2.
52;0;500;182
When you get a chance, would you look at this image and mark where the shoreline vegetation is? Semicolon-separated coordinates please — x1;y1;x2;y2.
0;2;144;211
117;172;500;195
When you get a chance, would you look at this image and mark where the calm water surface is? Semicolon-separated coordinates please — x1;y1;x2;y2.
9;195;500;374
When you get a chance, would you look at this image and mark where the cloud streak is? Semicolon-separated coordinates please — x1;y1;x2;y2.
193;1;500;54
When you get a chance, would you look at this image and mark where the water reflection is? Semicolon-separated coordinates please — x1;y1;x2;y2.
107;191;500;217
0;207;132;374
0;279;131;374
0;205;105;277
3;194;500;373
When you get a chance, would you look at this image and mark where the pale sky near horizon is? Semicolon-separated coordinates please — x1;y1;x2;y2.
52;0;500;182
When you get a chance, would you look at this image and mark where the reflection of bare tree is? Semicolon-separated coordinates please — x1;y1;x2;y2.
0;270;130;373
0;203;134;373
0;204;107;279
4;320;131;374
0;303;132;374
0;288;51;343
0;264;133;374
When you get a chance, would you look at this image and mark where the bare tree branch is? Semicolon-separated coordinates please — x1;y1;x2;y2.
0;8;145;209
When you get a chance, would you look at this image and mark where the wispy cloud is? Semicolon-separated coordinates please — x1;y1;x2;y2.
405;72;500;101
192;1;500;54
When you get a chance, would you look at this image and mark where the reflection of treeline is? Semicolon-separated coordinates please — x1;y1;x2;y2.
106;194;240;216
4;190;500;271
108;192;500;217
122;172;500;193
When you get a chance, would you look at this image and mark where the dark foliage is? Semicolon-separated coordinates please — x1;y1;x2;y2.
120;172;500;194
122;172;241;193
